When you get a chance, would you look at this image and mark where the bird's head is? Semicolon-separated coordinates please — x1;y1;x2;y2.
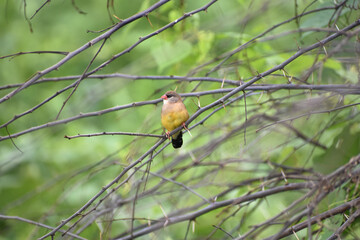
161;91;181;104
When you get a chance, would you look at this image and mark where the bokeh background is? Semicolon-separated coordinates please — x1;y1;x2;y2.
1;0;360;239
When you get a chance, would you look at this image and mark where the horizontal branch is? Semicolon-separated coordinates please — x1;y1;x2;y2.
0;74;243;90
257;102;360;132
1;84;359;141
3;71;360;91
0;51;69;60
0;99;160;141
64;132;163;139
258;27;339;42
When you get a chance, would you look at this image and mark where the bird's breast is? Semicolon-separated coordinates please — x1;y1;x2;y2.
161;103;189;132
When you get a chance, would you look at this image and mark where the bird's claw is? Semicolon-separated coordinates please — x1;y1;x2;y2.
182;122;192;137
165;131;171;140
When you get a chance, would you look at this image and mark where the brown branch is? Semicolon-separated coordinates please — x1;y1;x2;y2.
263;154;360;240
0;82;358;138
63;142;170;237
0;0;171;104
183;19;360;134
30;0;51;20
198;3;346;77
0;0;220;105
1;81;357;143
280;122;327;150
81;0;219;79
0;214;86;240
22;0;33;32
328;207;360;240
263;197;360;240
71;0;86;14
115;154;360;240
39;138;166;239
0;51;69;60
0;98;160;141
257;103;360;132
64;132;163;139
5;126;23;154
3;71;360;91
55;38;108;120
0;83;76;130
1;83;358;142
145;171;211;204
115;182;314;240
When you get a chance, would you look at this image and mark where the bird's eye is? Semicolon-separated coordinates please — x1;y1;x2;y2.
166;94;171;98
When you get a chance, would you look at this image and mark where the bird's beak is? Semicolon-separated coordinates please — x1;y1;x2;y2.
161;94;168;100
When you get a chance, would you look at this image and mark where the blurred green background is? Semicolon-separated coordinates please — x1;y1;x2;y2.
1;0;360;239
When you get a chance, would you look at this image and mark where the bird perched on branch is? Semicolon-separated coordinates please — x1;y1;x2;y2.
161;91;189;148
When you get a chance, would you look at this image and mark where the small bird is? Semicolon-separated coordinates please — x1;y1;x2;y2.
161;91;189;148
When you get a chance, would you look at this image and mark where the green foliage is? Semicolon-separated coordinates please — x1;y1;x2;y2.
1;0;360;239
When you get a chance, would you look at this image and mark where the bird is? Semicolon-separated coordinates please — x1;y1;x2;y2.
161;91;189;148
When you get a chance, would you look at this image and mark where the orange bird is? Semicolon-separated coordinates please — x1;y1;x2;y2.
161;91;189;148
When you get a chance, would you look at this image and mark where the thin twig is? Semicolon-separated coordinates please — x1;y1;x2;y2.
0;0;171;104
64;132;163;139
0;214;86;240
0;51;69;60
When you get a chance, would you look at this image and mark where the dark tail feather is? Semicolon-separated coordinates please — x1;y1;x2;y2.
172;131;183;148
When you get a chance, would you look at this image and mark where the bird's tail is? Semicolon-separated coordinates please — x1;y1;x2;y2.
171;131;183;148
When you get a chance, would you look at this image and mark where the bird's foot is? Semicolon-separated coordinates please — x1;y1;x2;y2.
165;131;171;140
182;123;192;137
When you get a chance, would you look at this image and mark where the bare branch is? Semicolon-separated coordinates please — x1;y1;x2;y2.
64;132;163;140
0;214;86;240
263;197;360;240
0;0;171;104
0;51;69;60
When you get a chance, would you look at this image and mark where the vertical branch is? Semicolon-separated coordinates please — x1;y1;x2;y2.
22;0;33;32
184;220;192;240
107;0;115;23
